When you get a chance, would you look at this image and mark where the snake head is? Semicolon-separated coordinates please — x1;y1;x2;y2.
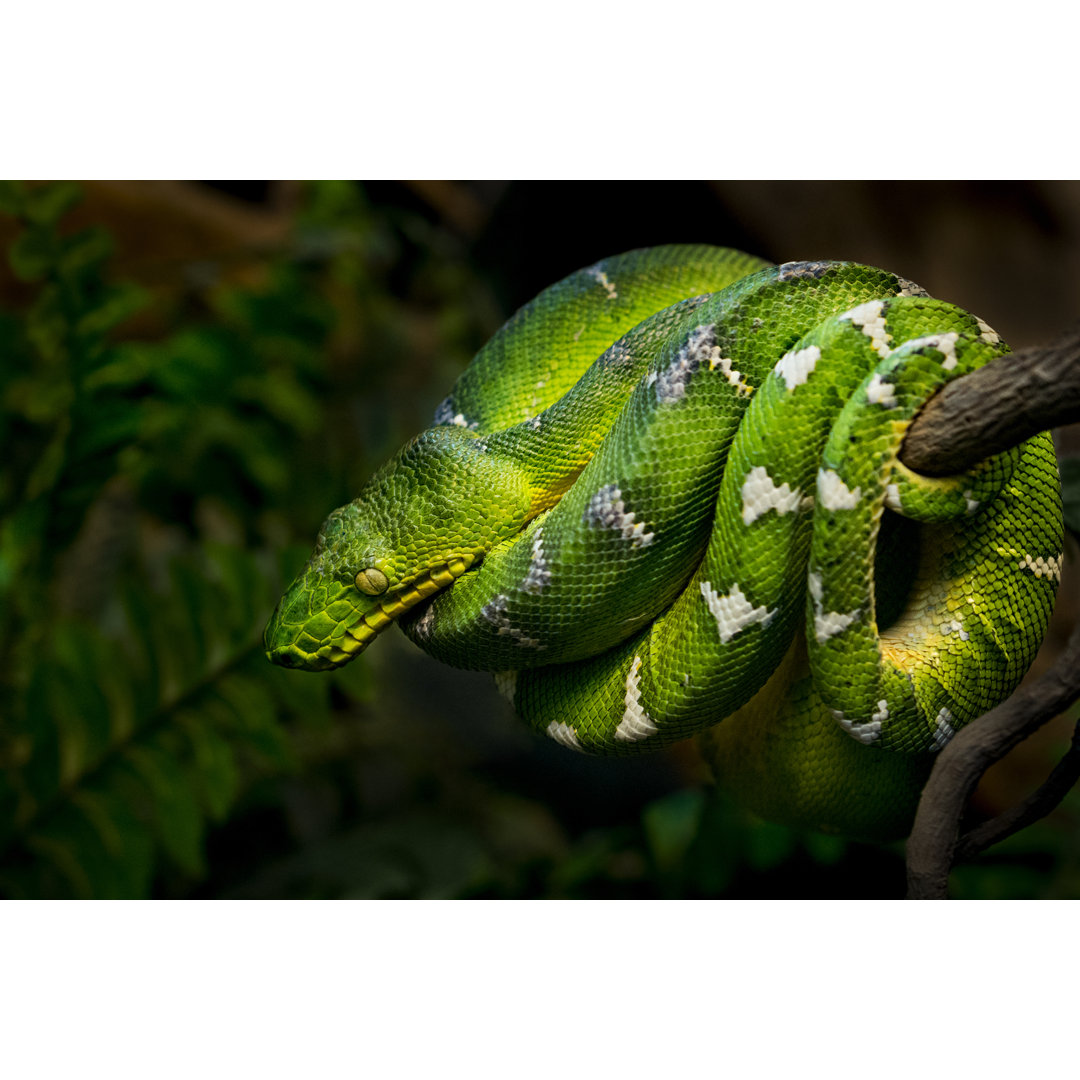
264;425;531;670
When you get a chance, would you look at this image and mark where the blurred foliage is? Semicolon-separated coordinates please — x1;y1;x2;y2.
0;180;1076;898
1061;455;1080;540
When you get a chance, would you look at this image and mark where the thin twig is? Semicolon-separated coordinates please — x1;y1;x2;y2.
905;616;1080;899
953;720;1080;863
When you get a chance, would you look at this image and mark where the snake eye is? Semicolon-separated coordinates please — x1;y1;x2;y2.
355;567;389;596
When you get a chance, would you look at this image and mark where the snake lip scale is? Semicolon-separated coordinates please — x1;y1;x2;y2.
264;245;1062;840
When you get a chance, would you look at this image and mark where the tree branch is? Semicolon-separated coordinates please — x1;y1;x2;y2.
952;720;1080;863
901;322;1080;476
900;322;1080;898
905;607;1080;899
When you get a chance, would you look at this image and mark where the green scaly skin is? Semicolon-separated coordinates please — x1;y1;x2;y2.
265;246;1063;841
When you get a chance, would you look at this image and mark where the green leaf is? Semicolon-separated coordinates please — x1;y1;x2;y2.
802;830;848;866
24;827;97;898
24;796;142;899
181;713;239;822
117;583;162;715
206;544;268;640
70;788;155;898
76;281;148;339
744;818;798;872
50;623;115;765
683;795;745;895
215;672;293;769
643;789;705;874
121;743;205;877
0;499;48;597
96;656;138;746
82;341;153;392
25;285;69;359
24;419;70;499
9;225;56;282
68;396;140;460
0;180;26;214
24;182;82;226
59;226;113;278
168;561;212;672
18;664;64;809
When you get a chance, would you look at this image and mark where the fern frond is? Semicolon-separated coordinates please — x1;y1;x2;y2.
0;543;369;897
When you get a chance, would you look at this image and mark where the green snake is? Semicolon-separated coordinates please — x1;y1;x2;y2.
264;246;1063;841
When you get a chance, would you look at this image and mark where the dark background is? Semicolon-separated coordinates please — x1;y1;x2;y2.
1;180;1077;898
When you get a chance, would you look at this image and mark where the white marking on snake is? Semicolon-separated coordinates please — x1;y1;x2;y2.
708;352;752;395
616;655;658;742
603;343;634;372
655;334;700;403
944;619;970;641
1018;553;1063;581
588;266;618;301
527;415;542;431
872;699;889;724
656;325;716;402
835;712;882;745
521;526;551;595
907;332;961;370
699;581;776;644
932;707;956;751
480;594;544;648
884;482;902;511
963;489;980;514
865;373;898;408
584;484;654;548
413;604;437;640
450;412;476;429
817;469;862;511
976;318;1000;345
741;466;802;525
546;721;585;752
493;671;517;704
773;345;820;390
840;300;892;357
808;571;860;643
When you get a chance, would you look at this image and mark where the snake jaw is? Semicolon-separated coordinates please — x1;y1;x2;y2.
264;555;477;670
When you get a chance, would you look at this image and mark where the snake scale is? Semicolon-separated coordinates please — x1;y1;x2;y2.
265;246;1063;840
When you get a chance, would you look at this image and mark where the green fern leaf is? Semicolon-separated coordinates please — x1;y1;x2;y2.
120;742;206;877
23;182;82;226
181;711;240;822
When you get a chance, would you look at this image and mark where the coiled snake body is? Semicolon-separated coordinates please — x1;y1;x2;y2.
265;246;1063;840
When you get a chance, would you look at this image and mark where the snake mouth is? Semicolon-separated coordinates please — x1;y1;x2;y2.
265;555;476;670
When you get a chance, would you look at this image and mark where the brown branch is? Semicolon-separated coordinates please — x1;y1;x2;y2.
401;181;493;239
896;321;1080;897
905;615;1080;899
953;720;1080;863
901;321;1080;476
